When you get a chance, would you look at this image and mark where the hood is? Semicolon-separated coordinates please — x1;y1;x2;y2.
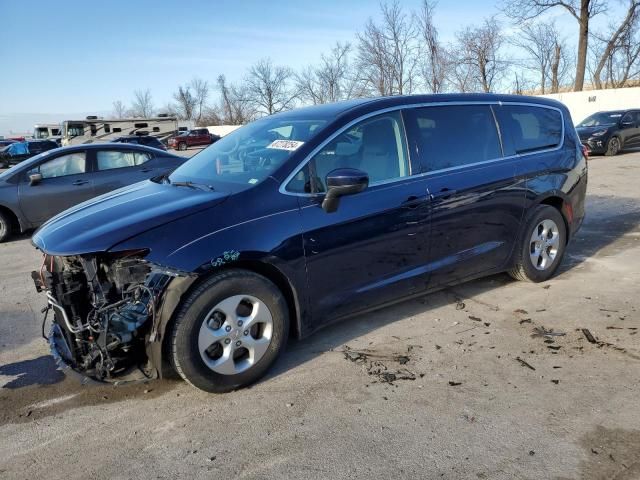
576;125;612;137
32;180;229;256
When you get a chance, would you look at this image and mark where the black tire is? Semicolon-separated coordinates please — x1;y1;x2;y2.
178;142;187;151
0;211;12;243
509;205;567;283
170;269;289;393
604;136;621;156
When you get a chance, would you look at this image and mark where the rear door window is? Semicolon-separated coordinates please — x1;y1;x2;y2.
497;105;562;155
404;105;502;173
96;150;151;171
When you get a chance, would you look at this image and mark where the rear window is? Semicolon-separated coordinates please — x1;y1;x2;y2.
498;105;562;155
405;105;502;172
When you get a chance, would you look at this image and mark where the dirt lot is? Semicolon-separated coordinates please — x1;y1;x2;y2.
1;152;639;480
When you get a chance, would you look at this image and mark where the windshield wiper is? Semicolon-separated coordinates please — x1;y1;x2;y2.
171;180;214;191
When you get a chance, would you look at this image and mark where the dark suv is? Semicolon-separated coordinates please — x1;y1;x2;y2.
1;140;58;168
576;109;640;156
32;94;587;393
111;135;167;151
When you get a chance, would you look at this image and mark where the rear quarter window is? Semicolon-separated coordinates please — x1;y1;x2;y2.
498;105;563;155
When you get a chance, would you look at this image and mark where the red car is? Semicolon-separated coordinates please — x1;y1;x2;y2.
168;128;219;151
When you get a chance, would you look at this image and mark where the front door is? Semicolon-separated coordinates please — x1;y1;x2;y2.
18;150;94;225
286;111;431;327
403;104;525;288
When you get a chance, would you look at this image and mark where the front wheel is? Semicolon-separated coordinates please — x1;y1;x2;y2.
0;211;12;243
509;205;567;282
605;136;621;156
170;270;289;393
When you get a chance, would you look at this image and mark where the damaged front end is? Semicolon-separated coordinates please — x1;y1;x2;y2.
33;251;191;384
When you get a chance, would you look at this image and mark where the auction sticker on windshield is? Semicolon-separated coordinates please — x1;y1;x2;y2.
267;140;304;151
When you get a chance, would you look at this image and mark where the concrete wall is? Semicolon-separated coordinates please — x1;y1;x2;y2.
539;87;640;125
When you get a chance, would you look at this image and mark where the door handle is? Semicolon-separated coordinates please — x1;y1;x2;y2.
140;168;152;172
429;188;457;201
72;179;89;186
402;195;426;209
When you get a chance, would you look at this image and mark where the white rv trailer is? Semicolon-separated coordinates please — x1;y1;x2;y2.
60;116;192;146
33;124;62;140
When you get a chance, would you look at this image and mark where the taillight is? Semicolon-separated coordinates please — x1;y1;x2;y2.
581;144;590;159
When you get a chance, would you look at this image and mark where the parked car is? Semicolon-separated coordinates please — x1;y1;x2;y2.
168;128;219;150
0;140;58;168
576;109;640;156
111;135;167;150
0;143;185;241
31;94;587;393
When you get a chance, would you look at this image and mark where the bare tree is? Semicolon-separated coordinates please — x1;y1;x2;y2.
131;89;154;117
190;77;210;124
160;102;179;117
502;0;607;91
591;0;640;89
245;59;296;115
415;0;448;93
112;100;127;119
512;22;569;93
356;1;419;96
454;18;508;93
217;75;255;124
296;42;361;104
173;85;196;120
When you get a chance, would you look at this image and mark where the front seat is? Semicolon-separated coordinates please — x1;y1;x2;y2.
358;118;401;183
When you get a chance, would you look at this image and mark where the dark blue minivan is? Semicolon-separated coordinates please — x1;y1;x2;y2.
32;94;587;392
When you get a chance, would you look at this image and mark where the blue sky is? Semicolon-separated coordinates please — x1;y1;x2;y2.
0;0;624;133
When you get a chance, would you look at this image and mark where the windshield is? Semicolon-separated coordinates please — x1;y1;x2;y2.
577;112;623;127
35;127;49;139
169;116;327;190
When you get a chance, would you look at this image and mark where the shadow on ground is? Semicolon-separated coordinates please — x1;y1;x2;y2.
0;355;64;388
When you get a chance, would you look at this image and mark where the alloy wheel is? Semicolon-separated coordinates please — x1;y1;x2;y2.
529;219;560;270
198;295;273;375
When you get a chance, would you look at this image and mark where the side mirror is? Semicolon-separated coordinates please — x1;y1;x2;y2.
321;168;369;213
29;173;43;186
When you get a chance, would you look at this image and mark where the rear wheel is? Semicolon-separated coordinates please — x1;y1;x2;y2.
170;269;289;393
178;142;187;151
509;205;567;282
0;211;13;243
605;136;621;156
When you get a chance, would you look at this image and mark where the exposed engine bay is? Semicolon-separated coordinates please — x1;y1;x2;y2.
32;251;183;383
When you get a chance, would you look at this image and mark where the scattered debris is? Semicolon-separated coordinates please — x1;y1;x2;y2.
535;308;547;312
543;285;551;290
547;345;562;351
468;315;482;322
449;381;462;386
515;357;536;371
529;450;535;456
456;301;466;310
581;329;598;344
342;346;417;384
599;308;619;313
514;309;528;314
606;326;624;330
435;345;442;350
531;326;566;338
397;355;410;365
484;322;491;327
551;380;560;384
286;403;294;408
519;318;532;325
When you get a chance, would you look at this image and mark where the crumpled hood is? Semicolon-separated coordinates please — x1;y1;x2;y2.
32;180;229;255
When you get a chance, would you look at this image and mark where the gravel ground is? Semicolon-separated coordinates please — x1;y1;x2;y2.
0;151;639;480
